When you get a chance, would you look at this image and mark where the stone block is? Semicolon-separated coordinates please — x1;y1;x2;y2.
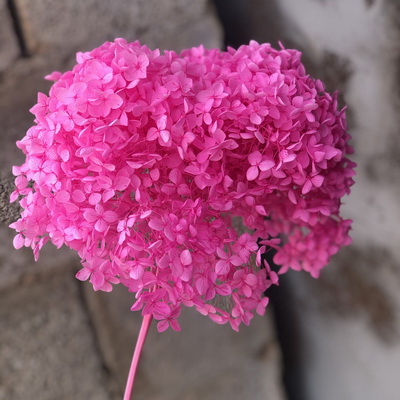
14;0;221;55
0;223;80;291
0;271;110;400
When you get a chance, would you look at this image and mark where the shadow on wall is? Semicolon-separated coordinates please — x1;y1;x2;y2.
214;0;285;48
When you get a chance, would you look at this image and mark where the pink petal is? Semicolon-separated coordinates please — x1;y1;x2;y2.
215;260;230;275
311;175;324;188
55;190;70;203
115;176;130;190
83;209;98;222
259;160;275;171
157;320;169;333
160;130;170;144
45;71;62;81
76;268;91;281
148;240;162;250
325;146;341;160
130;298;143;311
269;106;280;119
288;190;297;204
197;149;211;164
102;189;115;203
28;157;41;171
95;219;108;232
108;94;123;109
184;165;200;175
196;277;208;295
180;249;192;266
90;271;105;288
72;190;85;203
140;210;152;219
215;284;232;296
255;205;267;216
256;297;269;315
231;256;244;266
246;166;259;181
146;127;158;141
13;234;25;249
89;193;101;205
10;191;19;203
302;180;313;194
129;265;144;280
154;302;171;316
64;202;79;213
150;168;160;181
103;210;118;222
242;285;252;297
306;112;315;122
245;273;258;286
283;153;296;163
170;319;181;332
101;281;113;292
248;151;262;165
250;113;262;125
149;218;164;231
194;175;208;190
216;247;227;259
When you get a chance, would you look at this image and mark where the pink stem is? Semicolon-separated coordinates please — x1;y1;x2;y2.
123;314;153;400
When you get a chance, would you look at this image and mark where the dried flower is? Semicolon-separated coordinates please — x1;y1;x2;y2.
10;39;355;332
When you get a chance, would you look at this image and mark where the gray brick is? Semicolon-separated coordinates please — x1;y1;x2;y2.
0;272;110;400
0;223;80;292
14;0;221;55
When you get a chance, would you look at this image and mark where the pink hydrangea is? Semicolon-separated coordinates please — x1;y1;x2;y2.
10;39;355;332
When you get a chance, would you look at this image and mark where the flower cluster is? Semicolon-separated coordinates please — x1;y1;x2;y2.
10;39;355;332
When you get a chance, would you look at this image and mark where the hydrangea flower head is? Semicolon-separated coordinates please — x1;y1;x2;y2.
10;39;355;332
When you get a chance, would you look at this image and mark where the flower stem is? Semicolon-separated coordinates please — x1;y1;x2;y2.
123;314;153;400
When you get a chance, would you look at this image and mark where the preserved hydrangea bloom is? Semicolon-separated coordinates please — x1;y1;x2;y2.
10;39;355;332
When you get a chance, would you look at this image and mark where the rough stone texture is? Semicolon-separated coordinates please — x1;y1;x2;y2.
0;271;109;400
0;0;19;72
84;285;286;400
241;0;400;399
0;175;21;225
14;0;221;55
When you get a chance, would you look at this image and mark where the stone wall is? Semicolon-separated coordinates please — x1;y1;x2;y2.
0;1;286;399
